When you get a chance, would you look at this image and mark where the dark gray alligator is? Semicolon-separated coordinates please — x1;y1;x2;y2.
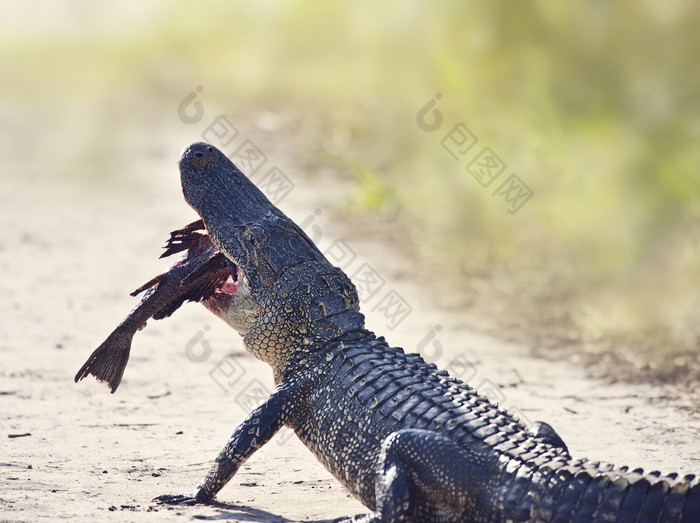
107;142;699;521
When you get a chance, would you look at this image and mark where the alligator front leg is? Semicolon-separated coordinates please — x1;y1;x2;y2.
155;378;306;505
341;429;499;523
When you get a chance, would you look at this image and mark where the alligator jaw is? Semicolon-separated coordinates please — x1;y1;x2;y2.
177;142;327;293
206;266;243;308
204;263;260;336
159;219;242;303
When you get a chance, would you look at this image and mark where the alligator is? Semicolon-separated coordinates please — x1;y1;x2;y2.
85;141;700;522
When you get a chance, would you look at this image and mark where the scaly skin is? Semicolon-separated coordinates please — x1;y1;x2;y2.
145;142;699;522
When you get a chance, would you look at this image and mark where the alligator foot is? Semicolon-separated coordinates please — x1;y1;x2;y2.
153;492;207;506
370;428;497;521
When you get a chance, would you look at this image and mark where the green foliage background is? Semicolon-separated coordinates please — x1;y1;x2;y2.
2;1;698;379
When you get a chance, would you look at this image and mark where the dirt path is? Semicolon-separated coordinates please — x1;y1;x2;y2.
2;131;699;522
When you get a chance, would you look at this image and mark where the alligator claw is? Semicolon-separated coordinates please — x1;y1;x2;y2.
153;493;203;506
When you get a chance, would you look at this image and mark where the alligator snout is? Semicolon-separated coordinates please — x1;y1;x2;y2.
179;142;218;170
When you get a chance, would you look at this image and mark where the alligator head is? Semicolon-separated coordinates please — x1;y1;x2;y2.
178;142;352;372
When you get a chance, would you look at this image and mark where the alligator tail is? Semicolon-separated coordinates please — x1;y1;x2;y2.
74;330;132;393
496;460;700;522
558;469;699;522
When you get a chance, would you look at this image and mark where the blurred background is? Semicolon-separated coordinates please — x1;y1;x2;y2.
1;0;698;383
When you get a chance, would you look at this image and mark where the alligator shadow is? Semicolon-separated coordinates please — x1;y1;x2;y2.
185;499;355;522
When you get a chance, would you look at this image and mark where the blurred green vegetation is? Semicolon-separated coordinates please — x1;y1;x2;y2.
2;1;698;380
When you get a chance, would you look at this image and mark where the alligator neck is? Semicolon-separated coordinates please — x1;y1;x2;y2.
244;259;366;381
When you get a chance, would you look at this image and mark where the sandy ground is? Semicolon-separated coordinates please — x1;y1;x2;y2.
2;130;700;522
